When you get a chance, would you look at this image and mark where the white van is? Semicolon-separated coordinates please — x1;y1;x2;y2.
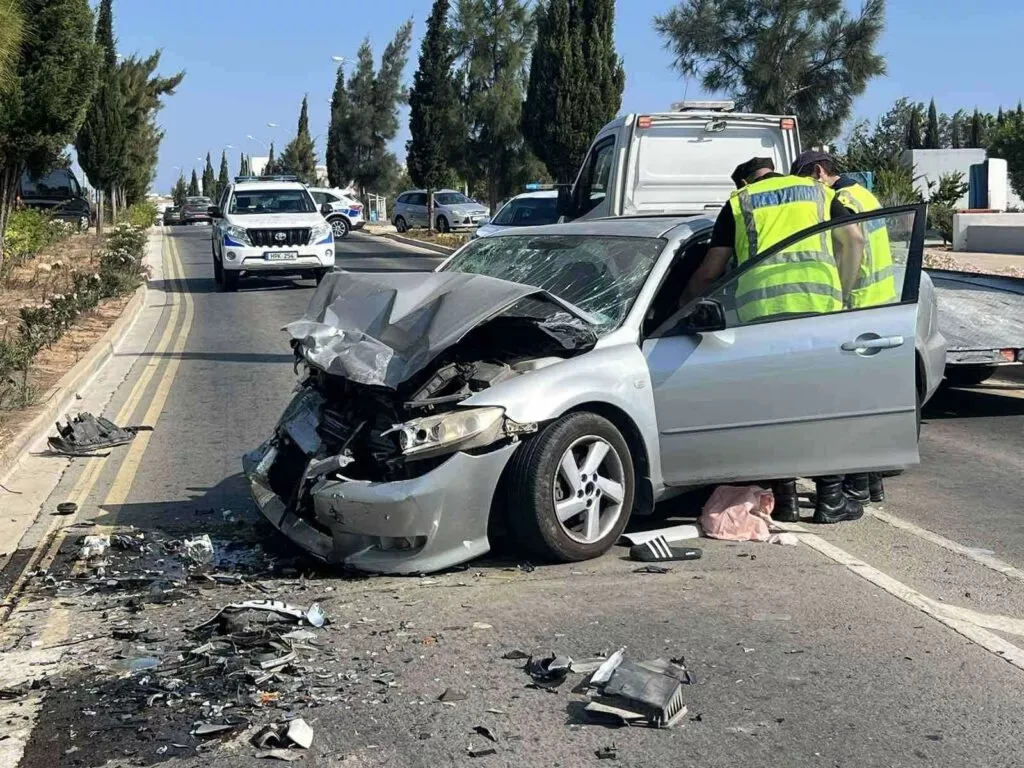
559;101;801;221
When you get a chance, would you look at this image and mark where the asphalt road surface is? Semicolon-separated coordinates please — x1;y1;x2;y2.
2;226;1024;768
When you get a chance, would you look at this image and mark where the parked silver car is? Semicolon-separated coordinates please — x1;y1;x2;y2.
245;205;944;574
393;189;489;233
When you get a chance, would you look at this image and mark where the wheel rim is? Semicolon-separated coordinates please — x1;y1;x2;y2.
330;219;348;238
552;435;626;544
396;217;406;232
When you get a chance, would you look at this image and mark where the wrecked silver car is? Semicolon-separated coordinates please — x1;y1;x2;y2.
245;207;939;574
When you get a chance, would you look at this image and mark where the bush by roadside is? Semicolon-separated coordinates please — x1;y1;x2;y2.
2;209;76;270
0;222;148;409
126;200;159;229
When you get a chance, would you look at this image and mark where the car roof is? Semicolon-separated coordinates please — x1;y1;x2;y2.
399;188;465;195
487;214;716;240
232;181;309;191
506;190;559;200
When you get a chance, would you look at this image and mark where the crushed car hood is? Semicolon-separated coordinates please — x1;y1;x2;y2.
284;270;597;389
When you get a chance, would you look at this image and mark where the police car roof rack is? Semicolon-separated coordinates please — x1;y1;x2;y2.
234;174;299;183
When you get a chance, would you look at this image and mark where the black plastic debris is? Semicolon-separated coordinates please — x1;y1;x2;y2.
595;745;618;760
48;413;152;456
632;565;671;574
56;502;77;516
438;688;468;703
473;725;497;743
501;650;530;660
587;658;688;728
527;653;573;683
468;746;498;758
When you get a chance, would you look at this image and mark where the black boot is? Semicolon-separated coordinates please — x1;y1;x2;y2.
841;473;870;503
771;479;800;523
868;473;885;503
813;475;864;524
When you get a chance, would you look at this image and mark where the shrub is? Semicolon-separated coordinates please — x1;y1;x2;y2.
930;204;955;245
126;200;159;229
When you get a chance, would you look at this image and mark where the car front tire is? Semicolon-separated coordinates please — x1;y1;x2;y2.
436;216;450;233
220;270;239;292
506;412;635;563
314;267;331;285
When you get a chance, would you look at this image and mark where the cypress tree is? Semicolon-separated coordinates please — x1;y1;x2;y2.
997;106;1005;125
277;96;318;184
924;98;939;149
217;150;229;199
407;0;461;205
326;63;352;188
265;143;276;175
969;109;983;148
1018;100;1023;117
906;106;923;149
201;152;215;197
172;173;187;207
188;169;200;196
524;0;625;182
951;112;961;149
238;151;246;177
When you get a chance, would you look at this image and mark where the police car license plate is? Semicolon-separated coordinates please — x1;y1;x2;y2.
265;251;297;261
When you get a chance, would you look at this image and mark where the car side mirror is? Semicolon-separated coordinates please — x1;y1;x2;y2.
556;184;575;222
678;298;727;334
321;203;333;217
208;206;221;218
477;217;490;226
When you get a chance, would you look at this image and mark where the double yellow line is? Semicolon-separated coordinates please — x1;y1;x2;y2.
0;231;195;622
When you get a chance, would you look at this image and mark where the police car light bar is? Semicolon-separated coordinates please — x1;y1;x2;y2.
234;175;299;183
525;183;555;191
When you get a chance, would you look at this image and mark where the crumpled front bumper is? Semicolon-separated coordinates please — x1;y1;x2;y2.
243;439;518;575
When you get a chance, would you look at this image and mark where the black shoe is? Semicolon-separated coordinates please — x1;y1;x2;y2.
841;473;870;504
868;473;885;503
771;479;800;523
813;475;865;524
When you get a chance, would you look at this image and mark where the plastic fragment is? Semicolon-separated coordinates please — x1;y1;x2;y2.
473;725;497;743
595;745;618;760
286;718;313;749
438;688;467;703
183;535;214;565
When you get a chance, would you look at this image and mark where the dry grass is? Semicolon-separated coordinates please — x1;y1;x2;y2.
397;230;470;250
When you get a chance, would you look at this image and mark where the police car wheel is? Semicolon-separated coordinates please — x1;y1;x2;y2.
213;254;223;284
329;217;349;239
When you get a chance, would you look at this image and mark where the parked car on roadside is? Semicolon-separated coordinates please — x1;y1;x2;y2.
307;187;364;239
210;176;333;292
246;204;944;575
17;168;92;231
393;189;489;233
183;196;213;225
474;189;559;238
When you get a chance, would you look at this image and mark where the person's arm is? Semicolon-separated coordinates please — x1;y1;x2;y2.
682;246;733;304
832;224;864;300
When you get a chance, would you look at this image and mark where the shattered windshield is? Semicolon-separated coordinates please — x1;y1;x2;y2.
442;234;665;333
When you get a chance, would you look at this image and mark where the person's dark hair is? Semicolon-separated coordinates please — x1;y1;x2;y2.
730;157;775;188
795;158;839;177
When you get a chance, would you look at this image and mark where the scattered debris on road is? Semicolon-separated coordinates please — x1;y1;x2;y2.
595;744;618;760
47;412;153;456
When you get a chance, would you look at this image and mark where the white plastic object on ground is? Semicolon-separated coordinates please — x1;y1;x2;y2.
183;534;214;565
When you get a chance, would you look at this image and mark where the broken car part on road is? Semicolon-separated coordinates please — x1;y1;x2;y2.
47;412;153;456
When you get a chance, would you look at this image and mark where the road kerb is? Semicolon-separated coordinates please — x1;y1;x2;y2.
377;232;457;255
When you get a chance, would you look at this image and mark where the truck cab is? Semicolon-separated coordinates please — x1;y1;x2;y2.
560;101;801;221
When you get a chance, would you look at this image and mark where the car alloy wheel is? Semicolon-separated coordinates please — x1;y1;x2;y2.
395;216;408;233
553;436;626;544
330;217;349;239
437;216;450;233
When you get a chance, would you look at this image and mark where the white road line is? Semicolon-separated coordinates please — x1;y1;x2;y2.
797;532;1024;673
869;508;1024;585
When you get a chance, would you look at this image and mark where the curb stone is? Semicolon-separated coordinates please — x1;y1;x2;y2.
0;233;158;486
377;232;457;256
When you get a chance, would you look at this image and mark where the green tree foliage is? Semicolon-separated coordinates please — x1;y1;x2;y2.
905;105;923;149
988;114;1024;199
950;111;963;149
523;0;625;182
0;0;100;264
924;99;939;149
265;143;276;175
172;173;187;207
238;152;247;177
327;22;413;199
188;169;199;196
0;0;26;93
455;0;536;209
217;151;229;200
276;96;318;184
76;77;126;231
202;152;215;197
969;109;984;148
406;0;462;194
655;0;886;147
997;106;1005;126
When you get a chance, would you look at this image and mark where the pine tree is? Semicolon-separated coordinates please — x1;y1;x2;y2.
0;1;26;94
202;152;215;197
524;0;625;182
217;151;229;199
951;112;962;149
277;96;318;184
923;98;939;149
969;109;984;148
407;0;461;207
188;169;200;196
172;173;187;207
655;0;886;146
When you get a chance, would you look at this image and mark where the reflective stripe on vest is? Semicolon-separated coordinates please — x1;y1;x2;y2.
835;183;898;308
729;177;842;322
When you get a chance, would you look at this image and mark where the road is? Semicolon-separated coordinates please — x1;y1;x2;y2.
2;226;1024;767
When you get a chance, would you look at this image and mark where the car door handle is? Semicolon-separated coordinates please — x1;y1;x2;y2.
841;335;905;352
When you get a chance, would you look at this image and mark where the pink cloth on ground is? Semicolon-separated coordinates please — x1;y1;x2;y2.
700;485;776;542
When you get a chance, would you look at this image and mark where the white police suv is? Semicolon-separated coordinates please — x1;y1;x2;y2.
210;176;334;292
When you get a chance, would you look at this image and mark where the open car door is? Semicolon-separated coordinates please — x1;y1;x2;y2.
643;203;926;486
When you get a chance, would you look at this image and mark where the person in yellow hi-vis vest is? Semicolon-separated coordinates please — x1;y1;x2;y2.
792;149;897;508
682;156;867;525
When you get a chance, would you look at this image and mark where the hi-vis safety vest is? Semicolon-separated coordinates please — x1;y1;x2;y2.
835;183;898;308
729;176;843;323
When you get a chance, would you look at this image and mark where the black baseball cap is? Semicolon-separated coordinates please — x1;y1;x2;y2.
791;150;834;176
730;157;775;188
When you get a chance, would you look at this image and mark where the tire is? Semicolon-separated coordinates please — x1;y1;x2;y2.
436;215;450;233
329;217;350;239
944;365;998;388
213;253;223;285
220;270;239;292
395;216;408;233
314;267;331;285
506;412;635;563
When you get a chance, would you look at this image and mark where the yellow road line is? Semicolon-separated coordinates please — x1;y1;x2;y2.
101;234;195;512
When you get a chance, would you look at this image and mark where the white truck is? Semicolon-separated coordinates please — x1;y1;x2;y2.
558;102;1023;387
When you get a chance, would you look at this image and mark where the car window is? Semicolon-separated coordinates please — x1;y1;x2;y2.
409;193;427;206
443;234;666;334
702;208;917;328
397;193;409;204
577;139;615;215
435;192;472;206
20;169;76;199
311;192;327;204
228;189;316;215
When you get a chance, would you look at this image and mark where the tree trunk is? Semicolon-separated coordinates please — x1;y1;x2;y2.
110;187;118;226
96;193;105;235
427;189;434;233
0;159;22;272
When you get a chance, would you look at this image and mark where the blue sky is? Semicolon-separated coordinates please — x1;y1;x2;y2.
103;0;1024;194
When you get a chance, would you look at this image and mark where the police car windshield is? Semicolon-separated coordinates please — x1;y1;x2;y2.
229;189;316;215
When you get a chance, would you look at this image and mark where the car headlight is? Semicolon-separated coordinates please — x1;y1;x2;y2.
310;223;332;244
225;225;252;246
391;406;506;461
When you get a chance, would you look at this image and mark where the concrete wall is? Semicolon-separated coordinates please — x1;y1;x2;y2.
901;149;986;208
953;212;1024;253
